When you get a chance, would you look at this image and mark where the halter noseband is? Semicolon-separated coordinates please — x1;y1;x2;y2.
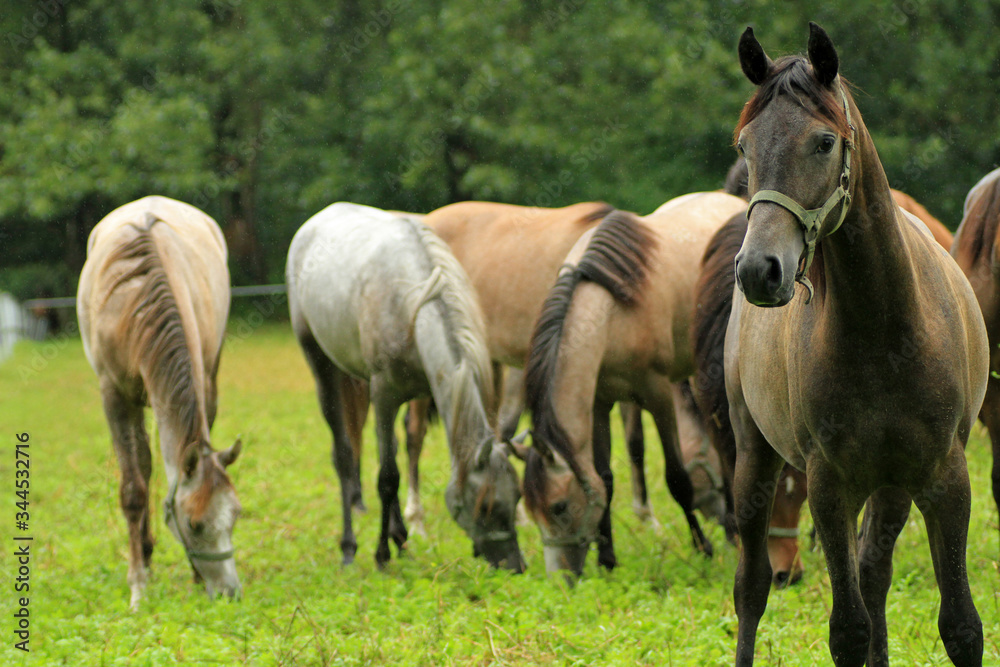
745;88;855;304
163;472;235;564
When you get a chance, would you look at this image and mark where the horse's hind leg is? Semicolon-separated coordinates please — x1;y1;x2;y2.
646;384;712;556
593;401;617;570
977;383;1000;545
101;380;153;611
372;378;407;566
403;398;430;537
298;332;359;565
858;487;911;667
914;444;983;666
807;461;869;667
341;375;370;512
621;402;659;530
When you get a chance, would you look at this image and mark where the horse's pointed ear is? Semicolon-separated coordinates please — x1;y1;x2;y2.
505;431;530;461
476;441;493;468
531;431;555;463
738;26;772;85
807;22;839;87
218;438;242;468
182;446;200;478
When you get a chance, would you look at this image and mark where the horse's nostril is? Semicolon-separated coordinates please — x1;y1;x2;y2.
773;570;790;587
765;256;782;289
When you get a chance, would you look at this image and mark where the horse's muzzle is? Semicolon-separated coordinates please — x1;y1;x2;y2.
543;544;588;576
735;252;793;307
477;538;526;573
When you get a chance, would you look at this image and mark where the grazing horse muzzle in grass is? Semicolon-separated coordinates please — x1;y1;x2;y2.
727;23;987;667
77;196;241;610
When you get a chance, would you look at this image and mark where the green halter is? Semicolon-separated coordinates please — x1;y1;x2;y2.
746;89;855;303
163;472;235;563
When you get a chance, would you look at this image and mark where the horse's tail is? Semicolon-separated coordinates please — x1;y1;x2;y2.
953;171;1000;279
690;211;747;489
523;210;656;513
103;213;200;446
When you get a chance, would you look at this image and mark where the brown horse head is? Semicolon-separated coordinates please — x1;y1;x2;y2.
734;23;854;306
168;438;243;597
767;466;808;588
517;434;607;575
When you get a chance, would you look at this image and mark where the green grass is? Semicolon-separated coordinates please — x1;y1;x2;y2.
1;323;998;666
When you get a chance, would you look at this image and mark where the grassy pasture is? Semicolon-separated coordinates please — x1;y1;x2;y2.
1;322;998;666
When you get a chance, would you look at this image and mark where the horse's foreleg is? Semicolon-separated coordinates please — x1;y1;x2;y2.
806;461;869;667
857;487;911;667
593;401;616;570
914;444;983;667
403;398;430;537
498;367;526;442
101;381;151;611
647;385;712;557
372;380;407;567
731;417;784;666
299;332;359;565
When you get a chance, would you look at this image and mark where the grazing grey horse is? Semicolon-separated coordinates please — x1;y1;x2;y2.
78;196;243;610
287;202;524;571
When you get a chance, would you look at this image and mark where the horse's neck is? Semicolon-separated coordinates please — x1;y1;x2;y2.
149;369;210;480
413;303;492;469
549;283;613;465
819;131;920;337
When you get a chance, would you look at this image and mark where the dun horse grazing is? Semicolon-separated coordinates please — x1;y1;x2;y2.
518;193;745;574
952;166;1000;535
286;203;524;570
77;196;243;610
400;202;618;531
729;24;987;666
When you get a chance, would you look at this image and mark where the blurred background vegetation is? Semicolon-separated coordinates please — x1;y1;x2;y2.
1;0;998;298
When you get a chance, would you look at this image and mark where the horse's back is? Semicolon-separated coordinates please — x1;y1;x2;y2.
287;203;432;377
890;189;952;250
78;196;229;383
565;192;745;379
423;200;611;366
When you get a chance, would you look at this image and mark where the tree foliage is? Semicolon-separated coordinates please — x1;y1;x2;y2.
1;0;998;297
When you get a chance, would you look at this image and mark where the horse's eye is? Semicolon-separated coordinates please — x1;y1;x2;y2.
550;501;569;516
187;519;204;536
817;136;836;153
736;141;745;156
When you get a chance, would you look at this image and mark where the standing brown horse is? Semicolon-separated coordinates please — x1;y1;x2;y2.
728;24;987;666
518;193;745;573
711;159;954;589
77;196;243;610
952;166;1000;537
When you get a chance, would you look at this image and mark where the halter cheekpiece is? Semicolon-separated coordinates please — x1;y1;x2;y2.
745;88;856;304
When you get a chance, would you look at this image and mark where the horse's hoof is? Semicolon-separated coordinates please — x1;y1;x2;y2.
341;552;356;566
697;536;714;558
408;520;427;538
375;545;391;568
597;551;618;571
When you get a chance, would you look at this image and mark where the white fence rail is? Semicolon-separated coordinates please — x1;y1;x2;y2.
2;284;288;364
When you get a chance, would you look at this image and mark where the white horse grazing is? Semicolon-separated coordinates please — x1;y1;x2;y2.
286;202;524;571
